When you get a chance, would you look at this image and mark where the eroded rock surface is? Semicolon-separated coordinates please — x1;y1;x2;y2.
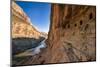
46;4;96;63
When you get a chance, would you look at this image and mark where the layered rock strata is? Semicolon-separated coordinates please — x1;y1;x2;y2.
12;2;41;39
12;2;46;55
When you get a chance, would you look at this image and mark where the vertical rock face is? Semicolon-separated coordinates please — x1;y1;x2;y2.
46;4;96;63
12;2;41;39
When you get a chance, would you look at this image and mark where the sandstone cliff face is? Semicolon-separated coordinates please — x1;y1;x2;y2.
12;2;41;39
46;4;96;63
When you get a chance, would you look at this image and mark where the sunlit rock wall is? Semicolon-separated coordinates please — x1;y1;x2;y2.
12;2;41;39
12;2;46;55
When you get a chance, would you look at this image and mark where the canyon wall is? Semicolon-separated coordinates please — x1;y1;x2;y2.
46;4;96;63
12;2;46;55
12;2;41;39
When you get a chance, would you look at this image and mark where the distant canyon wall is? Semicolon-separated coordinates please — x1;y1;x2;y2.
12;2;41;39
12;2;46;55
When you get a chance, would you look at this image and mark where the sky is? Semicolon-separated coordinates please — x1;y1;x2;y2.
16;1;51;33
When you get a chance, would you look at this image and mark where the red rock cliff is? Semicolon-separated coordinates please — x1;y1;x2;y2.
46;4;96;63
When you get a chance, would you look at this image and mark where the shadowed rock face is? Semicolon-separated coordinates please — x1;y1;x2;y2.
46;4;96;63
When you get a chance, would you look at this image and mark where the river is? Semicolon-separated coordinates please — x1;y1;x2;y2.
15;39;47;57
